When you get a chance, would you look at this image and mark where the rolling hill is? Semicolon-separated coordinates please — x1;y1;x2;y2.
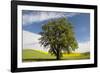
22;49;90;62
22;30;90;62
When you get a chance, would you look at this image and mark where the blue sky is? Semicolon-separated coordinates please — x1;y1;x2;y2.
22;10;90;43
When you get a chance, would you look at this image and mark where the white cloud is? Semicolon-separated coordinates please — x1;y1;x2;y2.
23;30;49;52
23;11;78;25
75;41;90;53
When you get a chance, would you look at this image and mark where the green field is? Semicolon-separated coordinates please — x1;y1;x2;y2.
22;49;90;62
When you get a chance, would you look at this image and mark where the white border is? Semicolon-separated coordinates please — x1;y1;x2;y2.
17;5;94;68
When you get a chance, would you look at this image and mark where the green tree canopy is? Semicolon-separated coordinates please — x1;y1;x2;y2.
39;18;78;60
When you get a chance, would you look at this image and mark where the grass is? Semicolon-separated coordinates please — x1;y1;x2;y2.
22;49;90;62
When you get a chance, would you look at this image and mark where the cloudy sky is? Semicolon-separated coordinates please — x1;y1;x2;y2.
22;10;90;53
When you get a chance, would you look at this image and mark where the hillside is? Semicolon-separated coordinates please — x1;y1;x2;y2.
22;49;90;62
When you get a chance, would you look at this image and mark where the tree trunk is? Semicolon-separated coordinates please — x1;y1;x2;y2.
56;49;60;60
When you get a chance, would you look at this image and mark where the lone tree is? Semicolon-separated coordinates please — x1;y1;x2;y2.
39;18;78;60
